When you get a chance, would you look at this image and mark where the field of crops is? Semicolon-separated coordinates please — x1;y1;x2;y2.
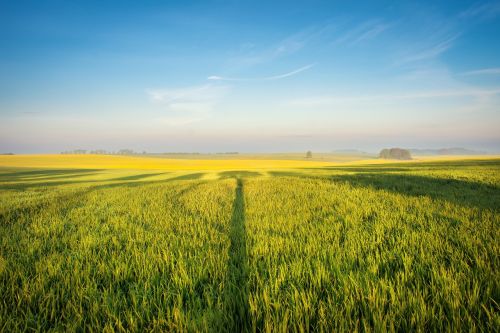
0;156;499;331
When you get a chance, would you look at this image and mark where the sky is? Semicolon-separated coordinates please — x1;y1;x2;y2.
1;0;500;153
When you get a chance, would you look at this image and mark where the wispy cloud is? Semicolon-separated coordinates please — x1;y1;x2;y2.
229;19;388;69
459;2;500;20
148;85;227;104
336;19;391;46
461;67;500;76
147;84;228;125
207;64;315;82
352;23;390;44
397;34;459;65
232;24;334;66
233;33;306;67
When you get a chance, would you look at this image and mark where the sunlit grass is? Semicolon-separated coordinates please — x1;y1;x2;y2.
0;157;498;331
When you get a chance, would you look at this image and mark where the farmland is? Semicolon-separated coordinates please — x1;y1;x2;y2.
0;155;499;331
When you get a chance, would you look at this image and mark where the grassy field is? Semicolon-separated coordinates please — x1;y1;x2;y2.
0;155;499;331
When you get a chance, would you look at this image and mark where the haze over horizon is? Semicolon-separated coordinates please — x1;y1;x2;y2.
1;0;500;154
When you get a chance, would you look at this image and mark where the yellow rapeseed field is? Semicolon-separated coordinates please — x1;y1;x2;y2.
1;154;497;171
0;154;336;170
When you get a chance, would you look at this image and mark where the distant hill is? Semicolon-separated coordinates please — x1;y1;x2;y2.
379;148;412;160
410;148;485;156
332;149;370;155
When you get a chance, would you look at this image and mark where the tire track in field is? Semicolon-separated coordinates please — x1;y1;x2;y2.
225;178;250;331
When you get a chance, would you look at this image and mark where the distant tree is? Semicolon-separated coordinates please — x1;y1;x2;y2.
379;148;412;160
70;149;87;154
117;149;134;155
306;151;313;158
90;149;104;154
379;149;390;159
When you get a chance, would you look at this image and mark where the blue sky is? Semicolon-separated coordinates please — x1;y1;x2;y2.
1;0;500;153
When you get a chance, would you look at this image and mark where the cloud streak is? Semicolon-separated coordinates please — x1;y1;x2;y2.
461;68;500;76
459;2;500;20
207;63;315;82
397;34;459;64
231;23;335;67
336;19;391;46
147;84;228;125
147;84;228;103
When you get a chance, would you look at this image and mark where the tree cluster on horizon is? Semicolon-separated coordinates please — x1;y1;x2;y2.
379;148;412;160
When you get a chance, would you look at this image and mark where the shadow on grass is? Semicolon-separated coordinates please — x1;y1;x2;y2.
0;172;207;224
303;158;500;173
268;171;318;178
270;170;499;211
0;170;208;191
225;178;250;331
0;179;113;190
88;173;206;190
168;173;205;181
111;172;167;181
0;188;92;225
307;167;412;173
218;171;261;179
0;169;103;182
330;173;499;211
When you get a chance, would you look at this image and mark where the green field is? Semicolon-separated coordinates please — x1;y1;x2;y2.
0;158;499;332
